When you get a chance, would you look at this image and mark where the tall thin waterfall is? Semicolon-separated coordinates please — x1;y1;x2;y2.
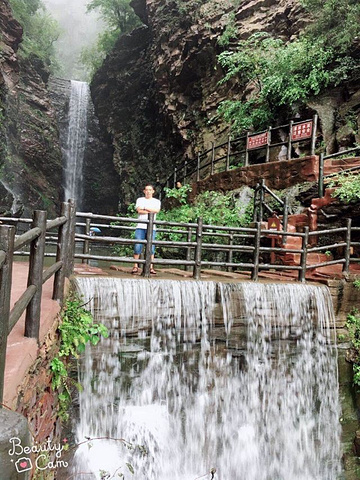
71;278;342;480
64;80;89;209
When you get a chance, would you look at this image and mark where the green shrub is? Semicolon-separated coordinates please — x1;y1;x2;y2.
80;0;141;78
217;0;360;133
346;308;360;387
50;292;108;420
9;0;61;72
328;173;360;203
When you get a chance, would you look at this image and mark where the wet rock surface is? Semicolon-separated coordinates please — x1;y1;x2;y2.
0;0;63;217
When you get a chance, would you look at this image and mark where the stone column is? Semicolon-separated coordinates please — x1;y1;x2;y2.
0;409;32;479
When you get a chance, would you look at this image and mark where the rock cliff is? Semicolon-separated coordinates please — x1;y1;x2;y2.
91;0;360;211
0;0;62;217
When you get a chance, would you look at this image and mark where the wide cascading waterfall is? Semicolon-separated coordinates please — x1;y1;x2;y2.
64;80;89;209
70;278;342;480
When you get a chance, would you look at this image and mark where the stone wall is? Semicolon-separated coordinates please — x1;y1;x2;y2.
190;155;319;199
330;275;360;328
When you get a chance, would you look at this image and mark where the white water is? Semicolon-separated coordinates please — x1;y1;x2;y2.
64;80;89;209
71;278;342;480
0;178;23;215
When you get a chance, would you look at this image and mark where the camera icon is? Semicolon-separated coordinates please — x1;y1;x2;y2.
15;457;33;473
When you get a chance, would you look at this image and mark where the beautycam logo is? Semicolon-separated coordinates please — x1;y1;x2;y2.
8;437;68;473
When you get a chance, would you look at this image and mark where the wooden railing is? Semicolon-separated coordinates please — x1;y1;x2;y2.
318;146;360;198
1;203;357;403
73;210;357;282
161;115;318;194
0;200;75;404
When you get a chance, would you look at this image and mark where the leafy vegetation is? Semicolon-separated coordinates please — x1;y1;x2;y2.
346;308;360;388
217;12;237;47
50;292;108;420
80;0;141;78
217;0;360;133
157;185;253;229
112;185;254;261
328;172;360;203
8;0;61;72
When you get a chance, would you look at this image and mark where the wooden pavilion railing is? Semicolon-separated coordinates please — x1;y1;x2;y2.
74;210;357;282
0;200;76;404
162;115;318;193
318;146;360;198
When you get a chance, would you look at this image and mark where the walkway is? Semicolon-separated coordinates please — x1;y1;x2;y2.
4;262;61;408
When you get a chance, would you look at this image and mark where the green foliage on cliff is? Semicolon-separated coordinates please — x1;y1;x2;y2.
301;0;360;54
8;0;61;72
346;308;360;388
218;0;360;133
328;172;360;203
87;0;140;32
50;292;109;420
81;0;141;78
158;185;253;229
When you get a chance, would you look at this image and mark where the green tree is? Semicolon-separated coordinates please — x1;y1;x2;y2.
86;0;140;32
217;0;360;133
81;0;141;78
9;0;61;72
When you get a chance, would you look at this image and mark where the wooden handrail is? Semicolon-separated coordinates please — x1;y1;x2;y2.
0;201;75;405
8;285;37;334
14;227;42;251
162;116;317;190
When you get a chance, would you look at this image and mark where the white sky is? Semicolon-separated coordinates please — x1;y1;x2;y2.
42;0;104;80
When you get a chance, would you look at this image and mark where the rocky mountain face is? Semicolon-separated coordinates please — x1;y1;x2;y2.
0;0;63;217
91;0;360;211
91;0;311;210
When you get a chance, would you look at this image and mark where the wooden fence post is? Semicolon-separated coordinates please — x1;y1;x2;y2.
227;233;234;272
25;210;47;340
183;159;188;184
0;225;15;405
245;133;249;167
311;114;318;156
66;199;77;276
211;142;215;175
186;226;192;271
226;134;231;171
197;153;200;181
82;217;91;264
318;152;324;198
343;218;352;275
142;213;154;278
251;222;261;281
282;195;289;245
193;217;203;280
299;227;309;282
265;126;272;162
287;120;293;160
259;179;265;223
53;201;71;303
253;184;259;222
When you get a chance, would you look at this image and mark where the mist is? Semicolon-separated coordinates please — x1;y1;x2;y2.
42;0;104;81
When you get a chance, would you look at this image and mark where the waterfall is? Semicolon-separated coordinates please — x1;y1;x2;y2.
64;80;89;209
0;178;23;215
70;278;342;480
